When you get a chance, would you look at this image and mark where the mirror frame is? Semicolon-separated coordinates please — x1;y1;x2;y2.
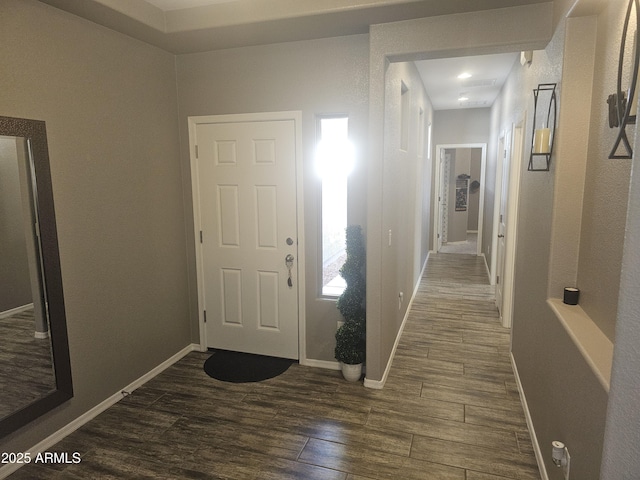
0;116;73;438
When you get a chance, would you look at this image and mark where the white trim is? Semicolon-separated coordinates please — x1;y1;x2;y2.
0;344;200;480
511;352;549;480
433;144;487;256
364;253;429;389
499;120;525;329
490;132;506;286
301;358;341;370
34;331;49;340
187;111;306;363
0;303;34;320
480;252;491;280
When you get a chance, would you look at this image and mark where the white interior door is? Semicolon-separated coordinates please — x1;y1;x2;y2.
437;150;446;251
192;117;299;359
495;136;509;316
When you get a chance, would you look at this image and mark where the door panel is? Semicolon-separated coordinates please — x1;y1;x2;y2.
496;135;510;317
195;119;299;359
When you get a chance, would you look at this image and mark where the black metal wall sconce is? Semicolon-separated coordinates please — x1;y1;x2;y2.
528;83;557;171
609;0;639;159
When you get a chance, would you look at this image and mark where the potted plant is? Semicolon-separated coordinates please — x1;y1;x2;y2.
334;225;366;381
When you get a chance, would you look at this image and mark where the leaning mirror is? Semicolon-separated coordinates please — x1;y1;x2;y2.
0;116;72;438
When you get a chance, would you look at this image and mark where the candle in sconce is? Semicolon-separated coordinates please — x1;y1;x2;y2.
533;127;551;153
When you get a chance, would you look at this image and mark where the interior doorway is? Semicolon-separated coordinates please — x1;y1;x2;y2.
433;144;486;256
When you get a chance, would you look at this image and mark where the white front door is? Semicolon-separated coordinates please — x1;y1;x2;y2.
191;114;300;359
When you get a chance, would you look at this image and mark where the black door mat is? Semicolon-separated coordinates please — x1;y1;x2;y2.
203;350;295;383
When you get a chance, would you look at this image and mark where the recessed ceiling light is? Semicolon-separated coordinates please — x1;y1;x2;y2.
457;72;472;79
458;95;469;102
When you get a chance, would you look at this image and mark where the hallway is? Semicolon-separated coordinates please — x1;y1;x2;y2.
9;254;539;480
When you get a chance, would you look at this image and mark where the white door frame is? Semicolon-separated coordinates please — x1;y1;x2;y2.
187;111;306;361
491;118;525;328
433;143;487;256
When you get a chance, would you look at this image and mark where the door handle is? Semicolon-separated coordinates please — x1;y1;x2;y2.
285;254;294;287
498;234;505;238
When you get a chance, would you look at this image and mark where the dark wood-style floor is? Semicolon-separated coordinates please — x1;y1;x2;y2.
9;253;540;479
0;308;55;419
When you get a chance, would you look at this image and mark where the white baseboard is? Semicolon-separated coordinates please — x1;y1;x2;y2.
481;252;491;281
511;352;548;480
0;303;34;320
0;343;200;480
34;331;50;340
301;358;341;371
364;254;429;390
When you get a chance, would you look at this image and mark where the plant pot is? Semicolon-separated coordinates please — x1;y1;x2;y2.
341;362;363;382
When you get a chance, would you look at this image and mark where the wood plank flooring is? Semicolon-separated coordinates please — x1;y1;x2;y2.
8;253;540;480
0;308;55;419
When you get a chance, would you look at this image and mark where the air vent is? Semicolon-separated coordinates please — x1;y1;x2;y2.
459;100;489;107
461;78;497;88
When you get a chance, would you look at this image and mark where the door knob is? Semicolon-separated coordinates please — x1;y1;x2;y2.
285;254;294;288
498;234;505;238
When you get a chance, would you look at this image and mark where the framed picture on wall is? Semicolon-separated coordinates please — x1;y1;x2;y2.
455;178;468;211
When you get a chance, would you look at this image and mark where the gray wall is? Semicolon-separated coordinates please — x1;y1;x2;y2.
493;2;635;477
0;0;190;452
367;3;551;382
176;34;370;363
432;108;491;253
381;60;433;371
576;0;632;342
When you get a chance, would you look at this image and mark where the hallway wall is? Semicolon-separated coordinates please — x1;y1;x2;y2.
380;60;433;376
367;3;552;383
432;109;491;253
494;0;637;477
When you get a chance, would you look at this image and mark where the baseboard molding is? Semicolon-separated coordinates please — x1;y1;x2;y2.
0;343;200;480
364;254;429;390
301;358;341;371
511;352;549;480
0;303;33;320
481;252;491;281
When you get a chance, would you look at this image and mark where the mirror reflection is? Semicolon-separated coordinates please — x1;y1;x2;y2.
0;134;56;420
0;116;72;439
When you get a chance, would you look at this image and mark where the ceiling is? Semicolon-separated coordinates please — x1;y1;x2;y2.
416;53;521;110
38;0;545;111
144;0;245;10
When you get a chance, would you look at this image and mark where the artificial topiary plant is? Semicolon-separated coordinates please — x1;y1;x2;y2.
335;225;366;365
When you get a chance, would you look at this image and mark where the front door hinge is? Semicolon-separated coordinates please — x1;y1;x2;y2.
497;275;500;284
195;145;199;159
200;230;203;243
203;310;207;323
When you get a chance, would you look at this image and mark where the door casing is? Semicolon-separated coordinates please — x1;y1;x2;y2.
433;143;487;256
